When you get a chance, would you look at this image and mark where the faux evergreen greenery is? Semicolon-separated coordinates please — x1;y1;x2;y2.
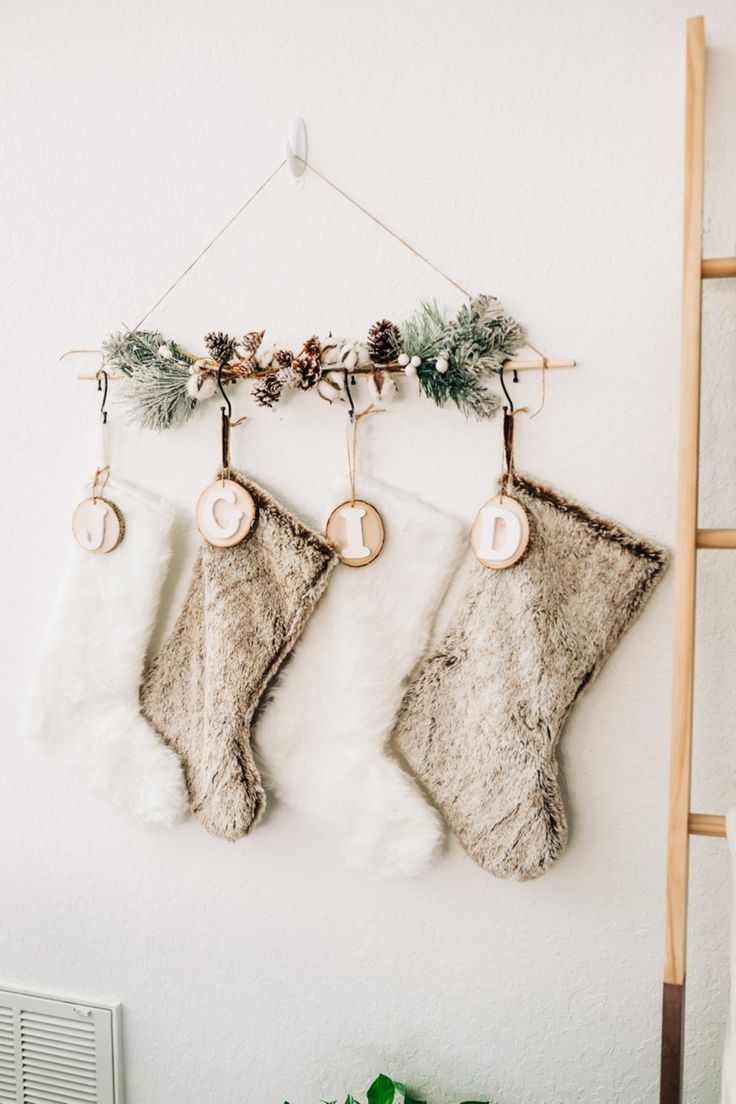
102;295;524;430
103;330;197;432
285;1072;489;1104
397;295;524;420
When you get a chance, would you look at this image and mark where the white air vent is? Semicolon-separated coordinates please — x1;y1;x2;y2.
0;989;123;1104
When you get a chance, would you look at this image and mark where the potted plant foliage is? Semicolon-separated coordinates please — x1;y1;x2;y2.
285;1072;489;1104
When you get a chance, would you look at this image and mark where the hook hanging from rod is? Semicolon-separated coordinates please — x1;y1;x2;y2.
498;362;514;414
217;362;232;420
343;368;356;421
98;369;109;424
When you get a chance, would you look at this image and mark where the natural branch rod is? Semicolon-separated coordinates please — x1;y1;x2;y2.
74;357;576;382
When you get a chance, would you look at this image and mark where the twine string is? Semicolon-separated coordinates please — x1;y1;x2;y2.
347;405;384;504
220;413;249;483
88;156;473;380
297;157;470;299
529;351;548;419
91;465;110;503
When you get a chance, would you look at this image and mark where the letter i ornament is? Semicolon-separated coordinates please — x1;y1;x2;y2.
325;404;385;568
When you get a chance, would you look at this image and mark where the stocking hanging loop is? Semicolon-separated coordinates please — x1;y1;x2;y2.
470;367;530;570
71;375;125;554
326;404;386;567
196;364;256;547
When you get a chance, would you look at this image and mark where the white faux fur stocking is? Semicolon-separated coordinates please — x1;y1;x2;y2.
27;478;188;827
255;478;464;878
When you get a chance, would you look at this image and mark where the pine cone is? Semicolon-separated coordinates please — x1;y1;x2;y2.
204;331;236;365
367;319;400;365
291;336;322;390
240;330;265;358
271;348;295;383
252;373;283;408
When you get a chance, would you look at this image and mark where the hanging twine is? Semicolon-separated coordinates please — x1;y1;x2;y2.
299;158;470;298
528;348;548;419
84;156;472;384
347;405;384;504
91;465;110;503
219;413;248;483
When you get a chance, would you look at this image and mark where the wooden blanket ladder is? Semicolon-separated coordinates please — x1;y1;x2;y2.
660;14;736;1103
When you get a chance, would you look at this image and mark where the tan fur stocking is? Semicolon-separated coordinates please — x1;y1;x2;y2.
392;472;668;881
141;473;337;841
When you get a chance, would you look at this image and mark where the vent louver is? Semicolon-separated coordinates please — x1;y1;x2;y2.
0;990;122;1104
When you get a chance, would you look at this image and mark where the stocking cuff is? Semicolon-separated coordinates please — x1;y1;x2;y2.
507;470;669;578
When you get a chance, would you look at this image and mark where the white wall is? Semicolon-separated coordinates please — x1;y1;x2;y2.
2;2;736;1101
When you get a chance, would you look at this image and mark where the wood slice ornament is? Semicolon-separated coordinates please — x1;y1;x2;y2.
196;405;256;548
196;478;256;548
72;468;125;555
471;493;529;569
471;406;530;570
327;404;385;567
326;498;385;567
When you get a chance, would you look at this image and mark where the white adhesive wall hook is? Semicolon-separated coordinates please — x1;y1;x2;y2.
286;117;308;190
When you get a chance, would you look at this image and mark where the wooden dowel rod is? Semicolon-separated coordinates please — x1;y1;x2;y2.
702;257;736;279
76;372;126;380
75;357;577;382
688;813;726;838
696;528;736;549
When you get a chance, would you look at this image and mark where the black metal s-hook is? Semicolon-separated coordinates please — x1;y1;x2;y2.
498;362;514;414
217;363;232;420
97;369;109;424
343;368;356;422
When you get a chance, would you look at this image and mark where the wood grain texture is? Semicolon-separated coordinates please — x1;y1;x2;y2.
663;11;705;991
696;528;736;548
689;812;726;838
660;17;706;1104
701;256;736;278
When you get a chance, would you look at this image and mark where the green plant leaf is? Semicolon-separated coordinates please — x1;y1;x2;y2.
367;1074;400;1104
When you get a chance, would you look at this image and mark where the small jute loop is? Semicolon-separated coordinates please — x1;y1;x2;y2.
91;465;110;502
347;404;384;504
219;413;249;484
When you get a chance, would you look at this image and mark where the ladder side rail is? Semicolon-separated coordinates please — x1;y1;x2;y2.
660;15;706;1104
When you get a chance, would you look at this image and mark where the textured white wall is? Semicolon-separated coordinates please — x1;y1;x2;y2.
2;2;736;1101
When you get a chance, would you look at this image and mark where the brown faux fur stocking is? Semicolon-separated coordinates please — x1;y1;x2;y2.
141;473;337;841
392;472;668;881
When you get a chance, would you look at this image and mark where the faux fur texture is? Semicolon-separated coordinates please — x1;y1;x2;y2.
27;478;189;827
141;472;338;842
392;472;669;881
254;478;465;878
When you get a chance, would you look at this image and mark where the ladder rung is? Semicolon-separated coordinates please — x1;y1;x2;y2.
696;528;736;548
701;257;736;278
688;813;726;838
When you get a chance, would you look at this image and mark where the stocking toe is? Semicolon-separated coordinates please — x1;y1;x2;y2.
192;747;267;841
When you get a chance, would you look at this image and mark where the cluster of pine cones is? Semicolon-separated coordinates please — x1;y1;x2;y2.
251;337;323;408
200;319;404;409
253;320;401;408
